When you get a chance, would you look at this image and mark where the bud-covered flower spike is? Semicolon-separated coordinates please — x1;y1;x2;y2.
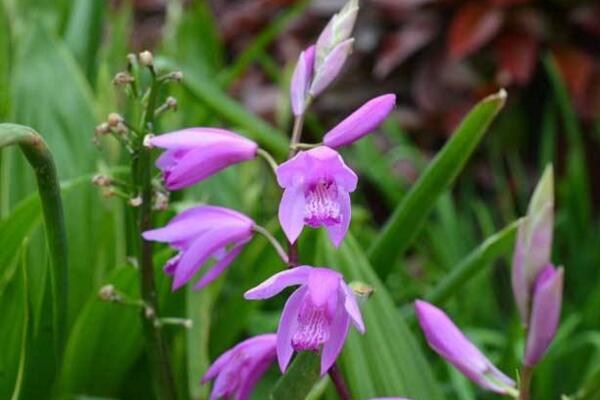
323;94;396;148
244;266;365;375
276;146;357;247
512;165;554;323
524;264;563;367
143;205;254;290
148;128;258;190
306;0;359;97
290;46;316;117
202;334;277;400
415;300;516;395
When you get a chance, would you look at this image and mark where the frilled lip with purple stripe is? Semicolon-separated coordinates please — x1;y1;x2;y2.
276;146;357;247
149;128;258;191
143;205;254;290
244;266;365;375
201;334;277;400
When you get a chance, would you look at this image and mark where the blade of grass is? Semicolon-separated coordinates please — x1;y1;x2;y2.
368;89;507;277
270;351;321;400
0;123;68;362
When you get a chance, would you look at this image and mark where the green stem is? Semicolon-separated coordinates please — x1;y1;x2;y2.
132;73;177;400
518;366;533;400
0;123;68;363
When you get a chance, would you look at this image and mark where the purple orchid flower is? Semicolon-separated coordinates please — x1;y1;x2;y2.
149;128;258;190
244;266;365;375
323;94;397;149
201;334;277;400
143;205;254;290
415;300;516;395
276;146;357;247
524;264;564;367
290;46;316;117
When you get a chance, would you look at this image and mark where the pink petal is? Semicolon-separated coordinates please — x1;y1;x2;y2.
276;151;307;188
323;94;396;149
201;347;237;383
290;46;316;117
307;268;341;307
524;265;563;366
339;282;365;333
276;286;307;372
325;189;351;248
278;186;306;244
150;128;255;149
320;298;351;375
193;243;246;290
244;266;311;300
309;38;354;96
173;226;249;290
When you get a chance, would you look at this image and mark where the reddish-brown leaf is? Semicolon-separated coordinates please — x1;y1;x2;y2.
373;13;439;79
495;31;538;85
553;47;595;104
448;2;504;60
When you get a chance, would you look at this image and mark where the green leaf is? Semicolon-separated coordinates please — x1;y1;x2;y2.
0;241;29;399
319;232;445;399
270;352;321;400
59;266;144;396
423;219;520;307
368;89;507;277
63;0;105;82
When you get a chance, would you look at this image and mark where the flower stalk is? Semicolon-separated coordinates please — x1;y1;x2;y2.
518;366;533;400
132;61;177;400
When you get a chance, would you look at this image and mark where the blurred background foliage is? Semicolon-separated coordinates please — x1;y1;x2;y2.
0;0;599;399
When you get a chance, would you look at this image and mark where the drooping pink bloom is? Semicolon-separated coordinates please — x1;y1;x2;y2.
276;146;357;247
323;94;397;148
524;264;563;366
143;205;254;290
149;128;258;190
512;165;554;323
415;300;516;395
201;334;277;400
244;266;365;375
290;46;316;117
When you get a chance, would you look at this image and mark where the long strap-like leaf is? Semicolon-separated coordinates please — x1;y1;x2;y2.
0;123;68;362
368;89;507;278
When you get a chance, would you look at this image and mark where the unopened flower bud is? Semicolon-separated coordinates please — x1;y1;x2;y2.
145;306;155;319
129;196;143;207
95;122;110;136
309;38;354;96
139;50;154;67
512;165;554;323
315;0;359;69
107;112;123;127
167;71;183;82
166;96;177;109
349;281;374;304
98;284;116;301
524;265;563;366
290;46;316;116
114;122;128;135
183;319;193;329
154;191;169;211
143;134;155;148
113;72;134;85
127;53;137;66
92;174;111;187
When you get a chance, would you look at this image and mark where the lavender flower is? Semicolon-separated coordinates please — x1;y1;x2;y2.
512;165;554;323
415;300;516;395
244;266;365;375
524;264;564;366
290;46;316;117
143;205;254;290
323;94;397;148
149;128;258;190
276;146;357;247
309;39;354;97
201;334;277;400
